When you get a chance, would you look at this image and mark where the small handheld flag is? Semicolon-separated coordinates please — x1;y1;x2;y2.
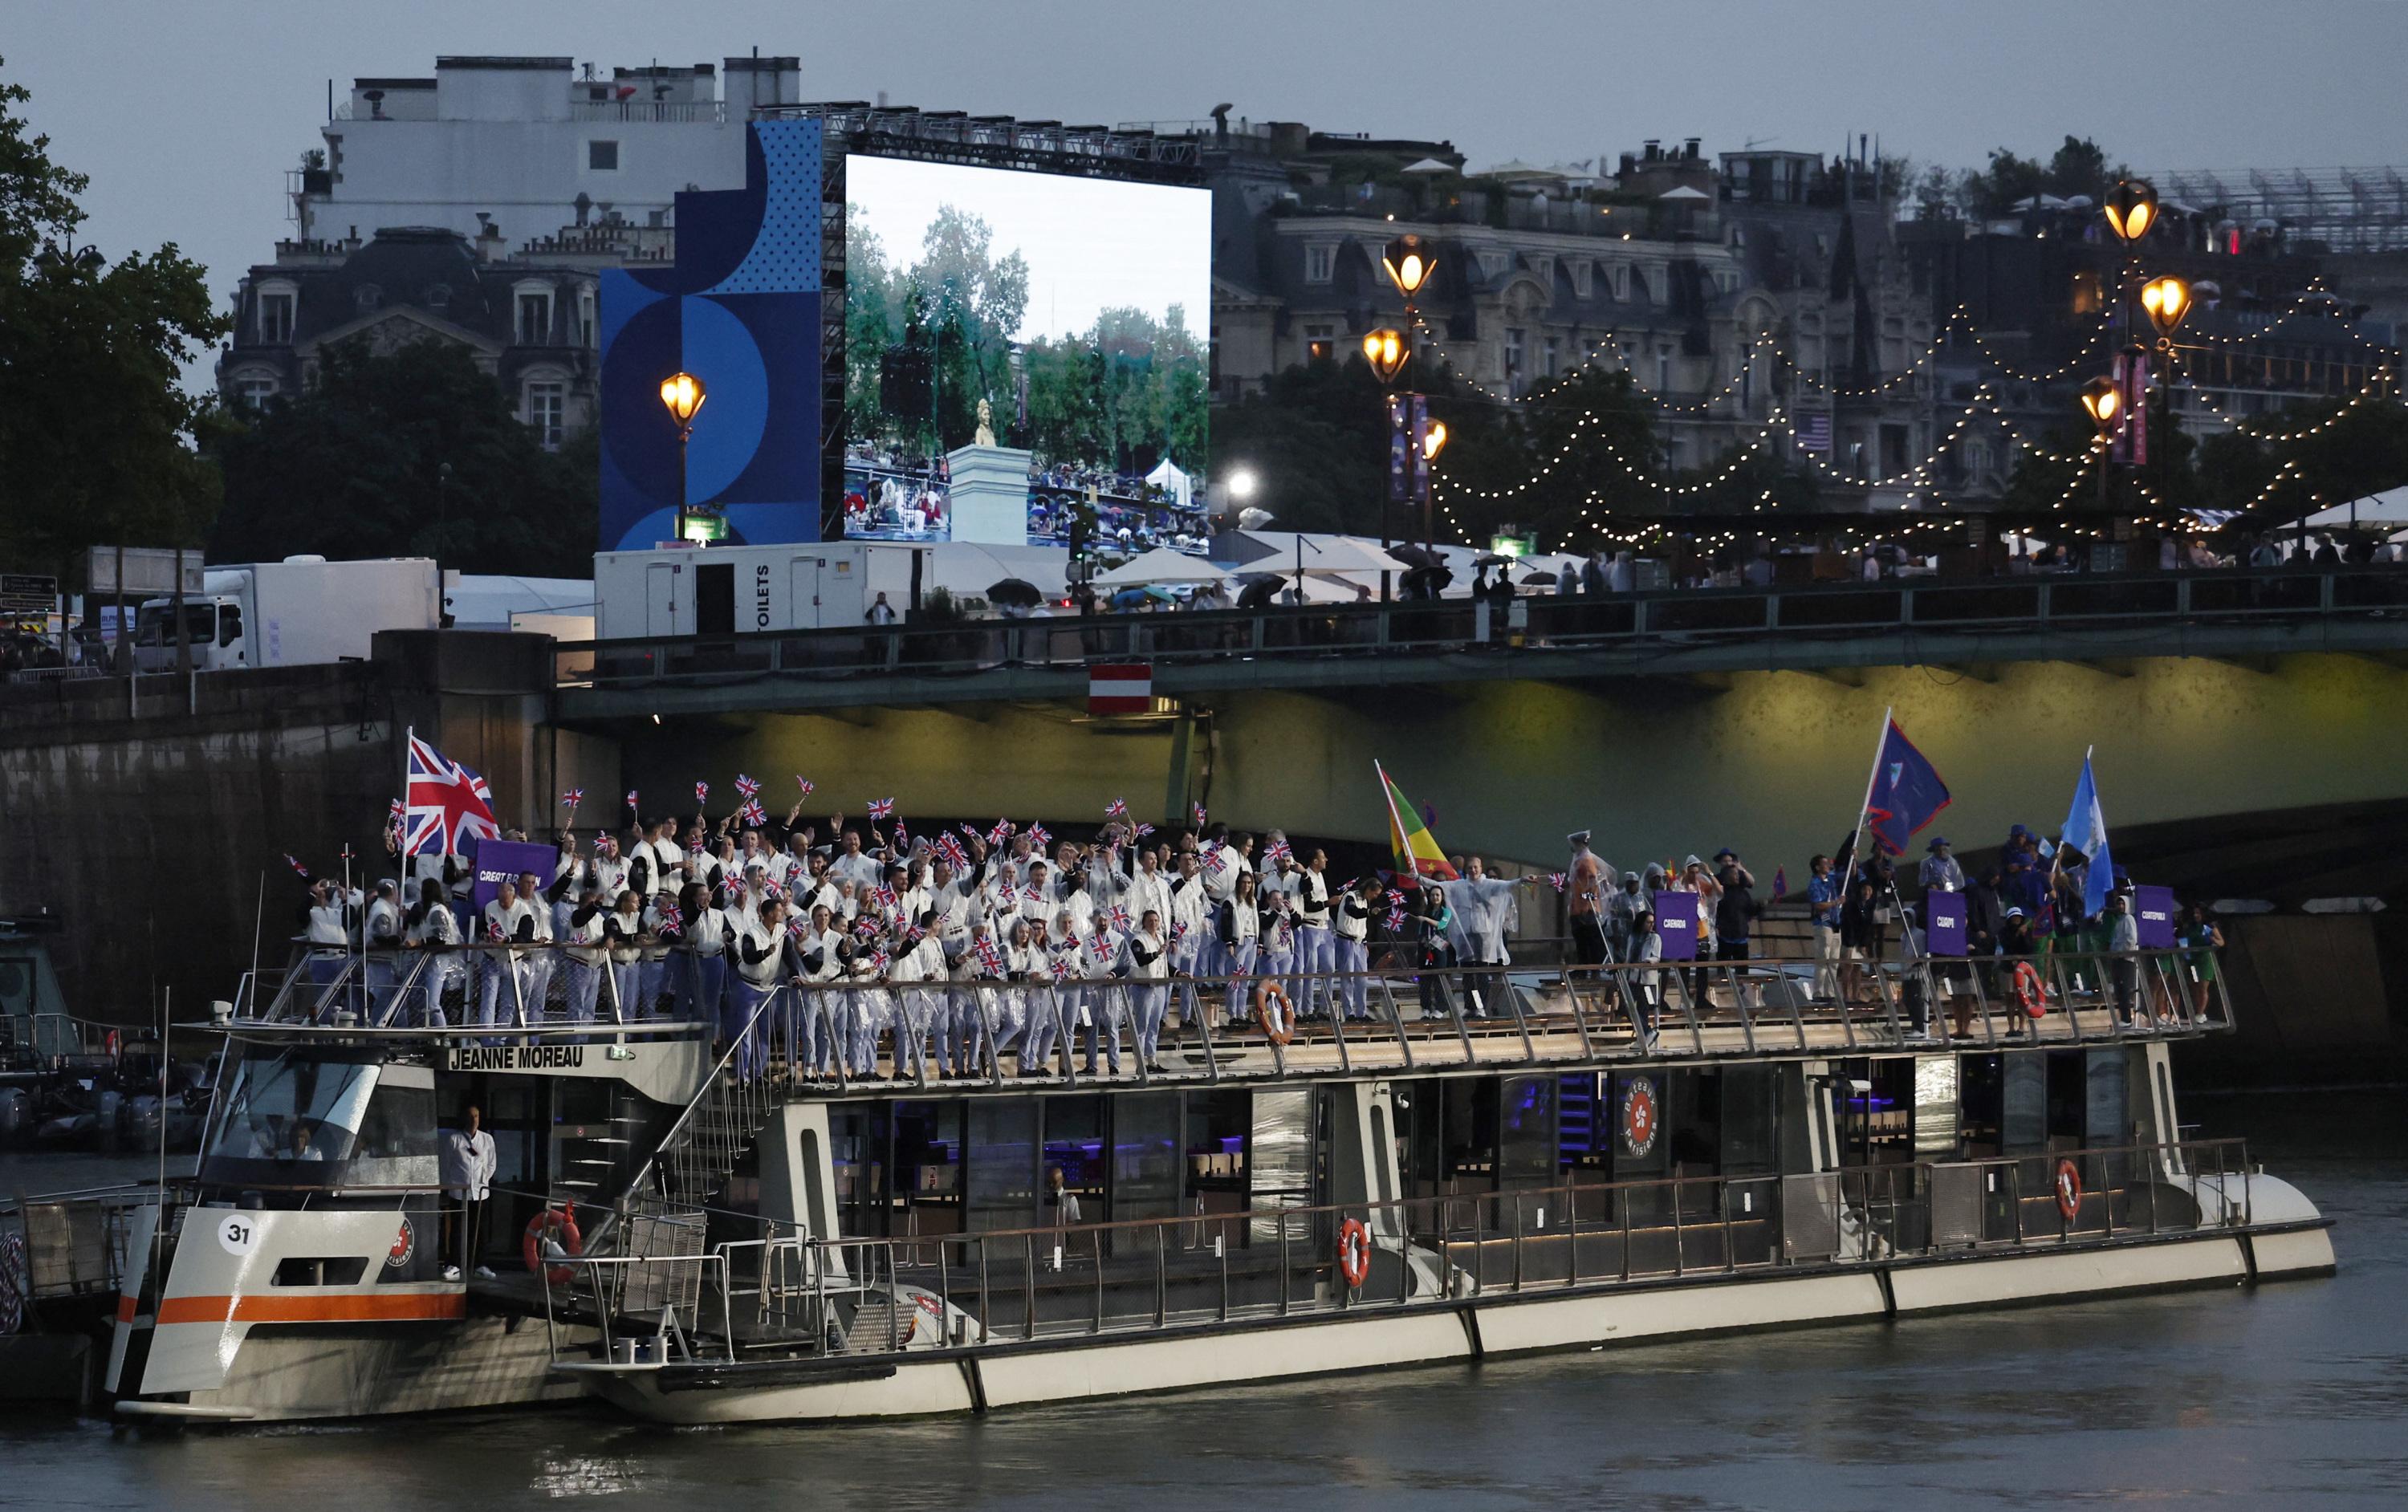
1105;797;1129;819
624;789;638;812
734;774;760;799
560;788;584;810
868;797;896;820
286;854;311;880
1193;801;1207;827
795;776;816;797
695;781;710;804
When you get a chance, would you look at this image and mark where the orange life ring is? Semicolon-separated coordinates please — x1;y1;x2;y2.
1254;982;1294;1044
1336;1217;1371;1289
2011;961;2047;1020
523;1204;583;1285
2054;1157;2083;1222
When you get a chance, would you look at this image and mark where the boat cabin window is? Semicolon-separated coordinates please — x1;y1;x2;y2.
203;1052;436;1188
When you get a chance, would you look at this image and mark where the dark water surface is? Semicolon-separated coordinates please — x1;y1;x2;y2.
4;1091;2402;1510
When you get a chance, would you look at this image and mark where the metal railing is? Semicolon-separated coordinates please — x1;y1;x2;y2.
234;944;2232;1087
557;563;2408;694
540;1136;2260;1373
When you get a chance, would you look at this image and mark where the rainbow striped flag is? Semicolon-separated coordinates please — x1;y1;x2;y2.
1377;762;1459;881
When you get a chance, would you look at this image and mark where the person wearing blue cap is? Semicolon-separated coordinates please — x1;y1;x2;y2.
1918;836;1964;896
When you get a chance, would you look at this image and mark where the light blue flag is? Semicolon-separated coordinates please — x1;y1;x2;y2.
2060;754;2113;919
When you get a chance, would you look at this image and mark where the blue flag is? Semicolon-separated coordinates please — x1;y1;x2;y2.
2060;754;2113;919
1864;719;1950;858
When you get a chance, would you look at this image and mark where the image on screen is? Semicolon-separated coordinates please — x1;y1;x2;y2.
840;156;1213;551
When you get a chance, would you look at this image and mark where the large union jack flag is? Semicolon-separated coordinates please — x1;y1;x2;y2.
402;734;500;856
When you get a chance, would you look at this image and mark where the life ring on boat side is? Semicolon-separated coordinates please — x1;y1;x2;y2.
2011;961;2047;1019
1255;982;1294;1044
2053;1158;2083;1222
523;1205;583;1285
1336;1217;1372;1289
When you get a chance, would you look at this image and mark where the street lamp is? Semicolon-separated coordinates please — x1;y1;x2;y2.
658;371;707;543
2081;375;2122;514
1382;234;1437;299
1420;420;1449;462
1377;236;1442;582
2102;179;2158;245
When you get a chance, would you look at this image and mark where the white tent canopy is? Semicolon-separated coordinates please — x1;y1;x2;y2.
1144;457;1193;510
2303;486;2408;528
1218;530;1413;575
1092;547;1231;589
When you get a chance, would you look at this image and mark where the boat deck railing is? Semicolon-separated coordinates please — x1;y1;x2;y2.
232;941;2233;1088
543;1136;2264;1374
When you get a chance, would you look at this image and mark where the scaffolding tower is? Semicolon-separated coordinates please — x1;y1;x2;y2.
2150;165;2408;254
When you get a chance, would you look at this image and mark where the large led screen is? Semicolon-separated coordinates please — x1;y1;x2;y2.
840;156;1212;550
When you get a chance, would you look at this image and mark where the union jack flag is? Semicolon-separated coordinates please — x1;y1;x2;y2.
285;853;311;879
656;897;684;933
868;949;890;975
1193;802;1207;827
560;788;584;810
1230;961;1250;980
761;878;785;901
988;819;1014;847
1023;883;1044;904
1108;905;1133;931
1133;822;1155;839
695;781;710;804
898;925;925;949
1265;839;1292;864
868;797;896;820
1088;934;1114;961
795;776;816;797
1548;872;1569;892
402;734;500;856
1202;840;1225;864
893;819;911;849
872;884;897;911
853;917;879;938
738;798;767;828
624;790;638;811
487;919;506;942
1385;904;1408;931
1027;824;1051;851
1105;797;1129;819
734;773;760;799
938;834;969;870
1049;955;1073;982
975;936;1004;974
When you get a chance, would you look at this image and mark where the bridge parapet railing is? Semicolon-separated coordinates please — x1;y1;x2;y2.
556;563;2408;692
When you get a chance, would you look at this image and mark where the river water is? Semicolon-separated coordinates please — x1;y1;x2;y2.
4;1090;2402;1510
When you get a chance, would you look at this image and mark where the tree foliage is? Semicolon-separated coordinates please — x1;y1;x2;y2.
845;201;1207;476
0;57;227;583
206;339;597;576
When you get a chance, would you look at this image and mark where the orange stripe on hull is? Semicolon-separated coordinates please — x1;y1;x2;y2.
116;1295;138;1323
155;1291;466;1327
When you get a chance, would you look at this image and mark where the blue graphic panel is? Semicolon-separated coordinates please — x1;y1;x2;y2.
598;120;823;550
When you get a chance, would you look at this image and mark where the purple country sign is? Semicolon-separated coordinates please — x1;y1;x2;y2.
1925;892;1968;956
1654;890;1701;961
2133;884;2178;949
468;838;560;914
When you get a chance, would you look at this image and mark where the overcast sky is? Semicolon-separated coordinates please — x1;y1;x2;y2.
12;0;2405;331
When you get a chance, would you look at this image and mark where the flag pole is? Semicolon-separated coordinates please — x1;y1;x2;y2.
1373;759;1415;882
1843;705;1893;880
2048;744;2094;894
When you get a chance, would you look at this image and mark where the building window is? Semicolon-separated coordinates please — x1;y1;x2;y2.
1542;335;1560;377
353;284;382;315
516;290;553;344
1304;245;1335;283
1656;348;1672;391
1506;327;1525;375
425;282;450;311
1528;254;1555;289
257;291;295;344
1304;323;1335;362
577;287;597;348
1570;260;1592;298
1477;250;1509;281
588;140;620;171
525;380;565;450
234;375;279;411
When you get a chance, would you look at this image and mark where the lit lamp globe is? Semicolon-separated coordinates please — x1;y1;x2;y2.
2080;375;2123;436
1226;467;1260;502
2103;180;2158;245
1361;328;1409;385
658;371;706;430
1420;419;1450;461
2140;275;2192;339
1382;234;1436;298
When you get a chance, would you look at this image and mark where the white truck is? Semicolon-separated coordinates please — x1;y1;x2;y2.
134;555;440;672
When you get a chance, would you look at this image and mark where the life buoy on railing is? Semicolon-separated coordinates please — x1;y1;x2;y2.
1255;982;1294;1044
523;1204;583;1285
1336;1217;1371;1288
2011;961;2047;1020
2054;1157;2083;1222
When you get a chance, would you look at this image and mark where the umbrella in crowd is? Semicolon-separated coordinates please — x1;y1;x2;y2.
986;578;1044;608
